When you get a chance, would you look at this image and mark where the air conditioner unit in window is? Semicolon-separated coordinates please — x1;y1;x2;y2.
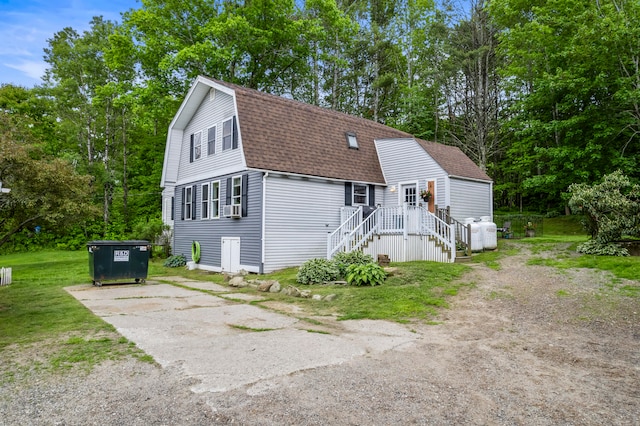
223;204;241;218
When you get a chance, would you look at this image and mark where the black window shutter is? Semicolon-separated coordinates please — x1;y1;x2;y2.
226;177;232;205
192;185;197;220
241;174;248;217
369;185;375;207
171;196;175;221
232;116;238;149
344;182;352;206
181;187;185;220
189;134;194;163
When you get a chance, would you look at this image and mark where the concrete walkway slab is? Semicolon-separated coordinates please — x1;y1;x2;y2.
66;279;419;394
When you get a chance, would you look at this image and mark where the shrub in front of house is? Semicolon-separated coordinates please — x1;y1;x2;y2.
163;254;187;268
345;262;386;286
333;251;375;277
296;258;340;284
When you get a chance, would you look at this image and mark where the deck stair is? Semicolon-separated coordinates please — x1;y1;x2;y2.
327;205;459;263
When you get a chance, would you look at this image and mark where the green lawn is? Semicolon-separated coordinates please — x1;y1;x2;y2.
2;215;637;381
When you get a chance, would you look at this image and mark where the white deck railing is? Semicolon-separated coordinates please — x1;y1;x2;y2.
327;205;455;260
327;206;362;258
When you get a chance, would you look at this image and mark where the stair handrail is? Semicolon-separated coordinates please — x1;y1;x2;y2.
345;208;380;253
327;206;362;258
436;207;470;255
420;207;456;255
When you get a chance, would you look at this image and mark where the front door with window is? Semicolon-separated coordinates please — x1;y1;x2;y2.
401;183;417;206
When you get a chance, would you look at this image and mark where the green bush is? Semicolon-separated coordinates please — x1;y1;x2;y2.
346;263;386;286
296;258;340;284
576;240;629;257
333;251;375;277
163;254;187;267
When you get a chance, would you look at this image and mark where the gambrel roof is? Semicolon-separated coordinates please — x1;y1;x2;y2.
162;76;491;187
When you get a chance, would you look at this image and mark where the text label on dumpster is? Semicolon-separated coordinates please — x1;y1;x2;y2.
114;250;130;262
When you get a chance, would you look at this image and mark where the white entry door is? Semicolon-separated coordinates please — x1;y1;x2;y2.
221;237;241;273
401;183;417;206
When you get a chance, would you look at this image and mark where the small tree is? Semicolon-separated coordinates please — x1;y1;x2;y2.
0;112;96;249
567;171;640;253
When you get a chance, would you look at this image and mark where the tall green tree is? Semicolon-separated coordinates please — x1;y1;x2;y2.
490;0;640;211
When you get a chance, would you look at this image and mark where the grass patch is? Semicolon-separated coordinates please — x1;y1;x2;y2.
543;215;587;236
289;261;472;322
527;251;640;286
305;329;330;334
0;250;152;382
227;324;275;332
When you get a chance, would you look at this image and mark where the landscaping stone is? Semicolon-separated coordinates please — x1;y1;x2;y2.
269;281;281;293
258;281;274;292
323;294;337;302
300;290;312;298
228;276;246;287
283;286;301;297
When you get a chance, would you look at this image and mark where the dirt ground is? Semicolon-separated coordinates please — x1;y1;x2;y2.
1;242;639;425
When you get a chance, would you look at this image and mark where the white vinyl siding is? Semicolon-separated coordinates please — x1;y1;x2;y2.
263;175;344;272
449;178;492;221
178;91;243;182
376;138;446;207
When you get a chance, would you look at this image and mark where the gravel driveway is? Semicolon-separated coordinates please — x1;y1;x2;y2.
1;242;639;425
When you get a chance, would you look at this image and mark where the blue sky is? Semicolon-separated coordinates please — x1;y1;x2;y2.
0;0;139;87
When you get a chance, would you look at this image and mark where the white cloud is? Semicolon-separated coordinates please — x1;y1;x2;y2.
4;60;47;81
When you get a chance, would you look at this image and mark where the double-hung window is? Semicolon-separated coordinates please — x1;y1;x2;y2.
222;117;237;150
201;183;209;219
184;186;194;220
232;176;242;206
211;181;220;219
353;184;368;205
191;132;201;161
225;174;248;218
207;126;216;156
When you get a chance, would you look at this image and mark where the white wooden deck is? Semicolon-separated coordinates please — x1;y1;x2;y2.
328;205;456;263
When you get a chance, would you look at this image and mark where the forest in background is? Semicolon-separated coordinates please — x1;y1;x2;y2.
1;0;639;252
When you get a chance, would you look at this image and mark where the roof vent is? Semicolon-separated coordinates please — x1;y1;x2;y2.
209;88;216;102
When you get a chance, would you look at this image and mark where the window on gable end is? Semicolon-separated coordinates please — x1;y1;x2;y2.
207;126;216;156
345;131;358;149
192;131;202;160
223;117;235;150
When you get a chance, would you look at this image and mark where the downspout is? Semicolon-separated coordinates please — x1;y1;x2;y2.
260;171;269;274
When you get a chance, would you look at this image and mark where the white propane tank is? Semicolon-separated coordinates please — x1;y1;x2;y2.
466;218;483;252
480;216;497;250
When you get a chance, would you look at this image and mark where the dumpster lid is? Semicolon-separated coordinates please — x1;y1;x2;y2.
87;240;150;246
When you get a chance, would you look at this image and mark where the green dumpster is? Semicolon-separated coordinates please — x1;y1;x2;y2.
87;240;151;286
